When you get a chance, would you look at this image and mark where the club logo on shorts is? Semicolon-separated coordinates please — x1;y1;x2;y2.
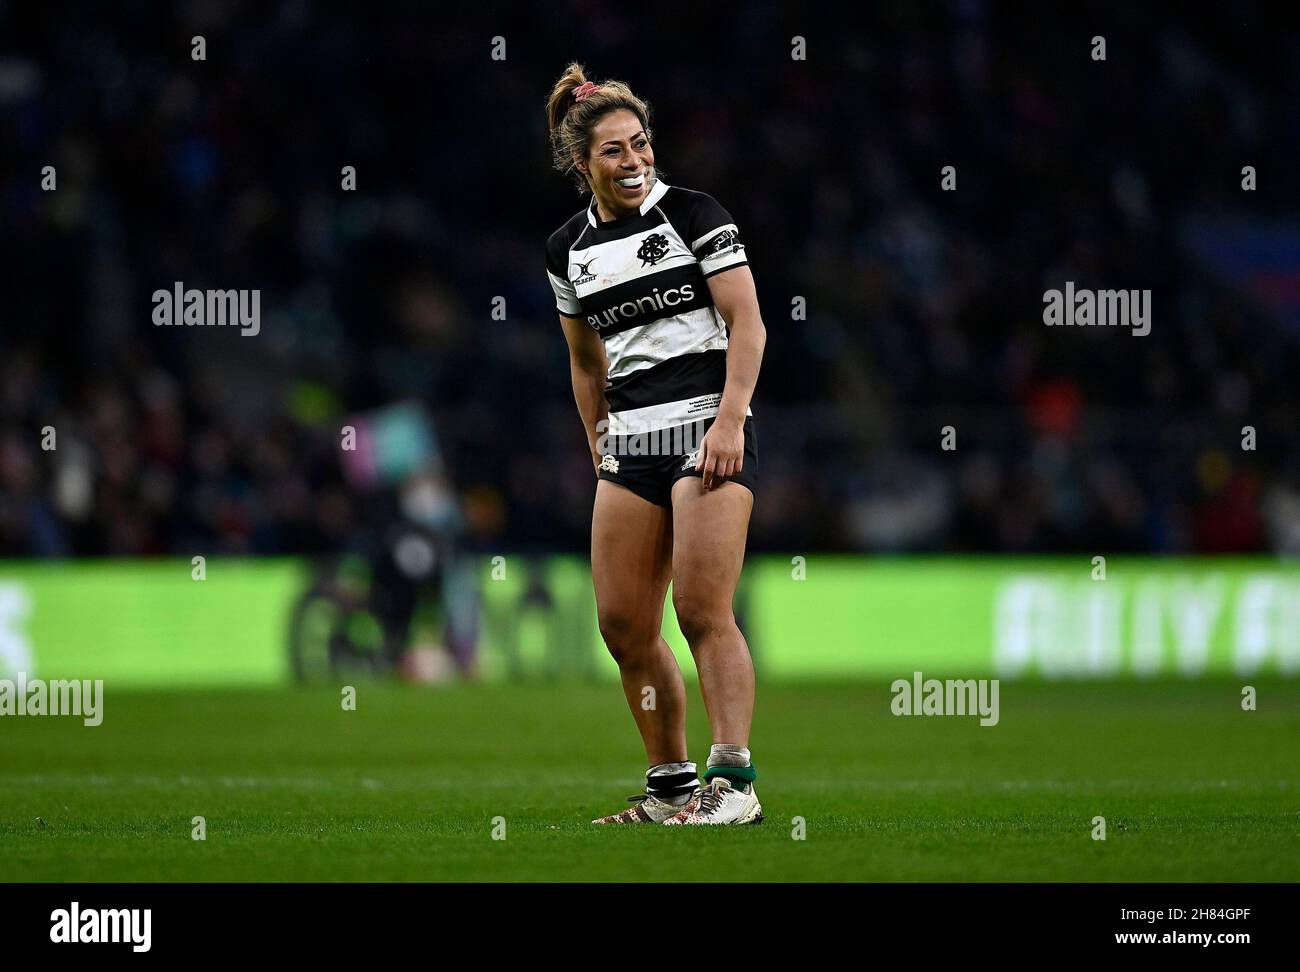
599;454;620;473
637;232;671;267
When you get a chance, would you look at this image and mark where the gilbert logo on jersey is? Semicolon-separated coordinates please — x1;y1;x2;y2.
572;259;598;285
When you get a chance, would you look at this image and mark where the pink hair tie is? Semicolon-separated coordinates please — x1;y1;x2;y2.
572;81;601;103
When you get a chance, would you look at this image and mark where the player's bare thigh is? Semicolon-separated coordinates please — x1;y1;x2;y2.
591;479;673;653
669;478;753;626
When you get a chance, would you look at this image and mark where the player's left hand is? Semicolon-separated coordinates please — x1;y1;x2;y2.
696;418;744;490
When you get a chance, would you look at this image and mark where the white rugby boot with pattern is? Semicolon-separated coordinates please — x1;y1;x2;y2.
592;792;687;824
662;778;763;826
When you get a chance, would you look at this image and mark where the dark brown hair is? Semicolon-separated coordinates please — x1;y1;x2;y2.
545;62;653;193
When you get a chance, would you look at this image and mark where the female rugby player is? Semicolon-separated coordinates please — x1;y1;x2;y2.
544;64;766;825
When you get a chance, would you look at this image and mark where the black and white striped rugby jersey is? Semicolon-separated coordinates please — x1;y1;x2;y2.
546;179;750;436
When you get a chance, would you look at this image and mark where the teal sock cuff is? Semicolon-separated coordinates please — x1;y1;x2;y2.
705;763;756;785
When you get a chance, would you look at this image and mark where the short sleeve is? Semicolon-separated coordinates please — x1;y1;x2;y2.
545;233;583;316
687;194;748;278
547;266;582;316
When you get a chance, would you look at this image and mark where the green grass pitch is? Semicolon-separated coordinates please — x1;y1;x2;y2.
2;680;1296;881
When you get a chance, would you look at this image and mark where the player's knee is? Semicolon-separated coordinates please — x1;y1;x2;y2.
597;608;658;664
672;593;730;648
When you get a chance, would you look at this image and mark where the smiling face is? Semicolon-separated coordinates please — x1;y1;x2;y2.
577;109;655;221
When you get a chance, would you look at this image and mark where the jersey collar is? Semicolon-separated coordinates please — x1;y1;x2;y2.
586;177;670;227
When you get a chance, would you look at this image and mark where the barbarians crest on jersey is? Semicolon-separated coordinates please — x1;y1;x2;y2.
703;228;741;255
637;232;671;267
